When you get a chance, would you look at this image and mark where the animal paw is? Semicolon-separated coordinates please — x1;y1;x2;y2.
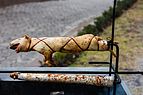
44;60;56;67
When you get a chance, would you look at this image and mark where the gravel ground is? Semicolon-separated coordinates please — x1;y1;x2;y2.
0;0;113;67
122;22;143;95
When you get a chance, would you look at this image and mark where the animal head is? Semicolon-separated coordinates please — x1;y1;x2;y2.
99;40;109;50
10;35;31;53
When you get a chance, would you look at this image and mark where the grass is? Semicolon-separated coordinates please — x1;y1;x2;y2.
69;51;109;67
78;0;137;36
102;0;143;70
72;0;143;70
72;0;143;94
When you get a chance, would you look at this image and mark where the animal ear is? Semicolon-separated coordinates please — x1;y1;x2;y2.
23;34;31;39
98;37;103;40
95;36;103;41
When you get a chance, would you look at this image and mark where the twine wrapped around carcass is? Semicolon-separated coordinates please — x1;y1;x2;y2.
10;34;116;66
10;72;114;87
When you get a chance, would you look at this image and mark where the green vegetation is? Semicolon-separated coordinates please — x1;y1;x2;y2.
74;0;143;70
78;0;137;36
53;52;79;66
54;0;138;66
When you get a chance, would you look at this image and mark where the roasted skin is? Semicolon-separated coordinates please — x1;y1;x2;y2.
10;34;111;66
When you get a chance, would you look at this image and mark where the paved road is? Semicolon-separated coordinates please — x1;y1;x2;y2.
0;0;113;67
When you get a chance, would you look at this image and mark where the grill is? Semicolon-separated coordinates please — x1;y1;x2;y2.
0;0;143;95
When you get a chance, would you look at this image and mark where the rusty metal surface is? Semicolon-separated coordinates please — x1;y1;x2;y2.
10;72;114;87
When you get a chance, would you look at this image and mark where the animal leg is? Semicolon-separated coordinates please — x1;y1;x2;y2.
44;53;56;67
44;60;53;67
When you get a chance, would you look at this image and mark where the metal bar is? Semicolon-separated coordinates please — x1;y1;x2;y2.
113;43;120;95
114;43;119;75
110;65;121;84
109;0;117;75
9;72;114;87
111;0;116;43
112;0;117;95
0;67;112;71
115;44;119;72
109;0;117;76
0;71;114;74
118;71;143;75
89;62;110;64
0;68;143;74
109;50;113;75
0;71;142;74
